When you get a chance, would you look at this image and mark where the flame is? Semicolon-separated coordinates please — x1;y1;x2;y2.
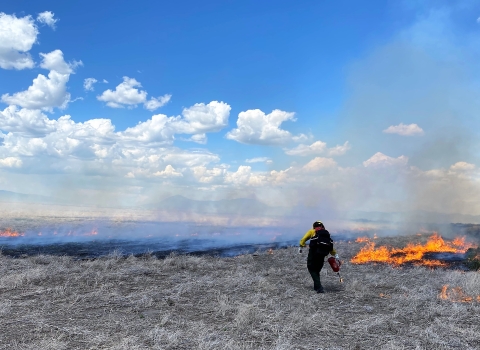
351;233;476;266
356;237;370;243
85;229;98;236
0;228;24;237
439;285;480;303
267;248;273;255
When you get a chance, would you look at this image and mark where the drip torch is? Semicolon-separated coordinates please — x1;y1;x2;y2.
327;257;343;283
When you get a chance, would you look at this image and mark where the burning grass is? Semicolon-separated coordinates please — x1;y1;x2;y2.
0;236;479;349
0;228;23;238
351;233;476;267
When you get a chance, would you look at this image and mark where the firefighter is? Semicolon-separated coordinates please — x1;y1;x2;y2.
298;220;339;293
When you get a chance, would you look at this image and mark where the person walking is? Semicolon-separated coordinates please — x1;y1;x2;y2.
299;220;339;293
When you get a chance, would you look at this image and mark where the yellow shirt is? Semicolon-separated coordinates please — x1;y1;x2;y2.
299;229;336;255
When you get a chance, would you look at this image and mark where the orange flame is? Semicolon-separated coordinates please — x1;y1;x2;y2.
85;229;98;236
439;285;480;303
356;237;370;243
0;228;24;237
351;233;475;266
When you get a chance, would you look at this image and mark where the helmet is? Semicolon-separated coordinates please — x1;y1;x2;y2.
313;220;324;228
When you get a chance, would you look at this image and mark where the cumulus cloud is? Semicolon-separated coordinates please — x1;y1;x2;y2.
224;165;252;185
226;109;299;145
97;77;170;111
179;134;207;144
285;140;326;156
449;161;475;171
36;11;57;29
0;157;22;168
1;50;81;111
383;123;424;136
180;102;231;133
144;94;171;111
0;101;228;182
192;166;226;183
153;165;183;177
245;157;271;163
327;141;351;156
97;77;146;108
363;152;409;168
121;101;231;145
0;13;38;70
285;141;351;157
83;78;97;91
302;157;337;172
0;105;56;136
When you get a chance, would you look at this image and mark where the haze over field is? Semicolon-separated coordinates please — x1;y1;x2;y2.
1;1;480;227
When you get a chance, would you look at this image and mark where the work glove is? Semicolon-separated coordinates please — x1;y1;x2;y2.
334;254;339;259
298;247;303;254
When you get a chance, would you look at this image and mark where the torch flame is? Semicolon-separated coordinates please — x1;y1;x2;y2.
351;233;476;267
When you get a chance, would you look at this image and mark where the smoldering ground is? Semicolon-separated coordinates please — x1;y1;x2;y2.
1;235;479;350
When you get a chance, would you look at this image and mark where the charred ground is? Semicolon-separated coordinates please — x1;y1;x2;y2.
0;235;479;350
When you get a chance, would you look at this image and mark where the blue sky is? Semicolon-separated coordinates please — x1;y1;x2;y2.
1;0;480;218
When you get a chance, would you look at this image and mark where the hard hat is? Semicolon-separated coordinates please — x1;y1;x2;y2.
313;220;324;228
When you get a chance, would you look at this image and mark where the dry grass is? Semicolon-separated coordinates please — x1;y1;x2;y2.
0;238;479;350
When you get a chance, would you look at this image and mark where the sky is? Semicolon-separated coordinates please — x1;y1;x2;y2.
1;0;480;219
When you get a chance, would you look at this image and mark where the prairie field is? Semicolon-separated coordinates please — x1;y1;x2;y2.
0;237;479;350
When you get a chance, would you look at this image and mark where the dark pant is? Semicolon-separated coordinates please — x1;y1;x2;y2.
307;253;326;290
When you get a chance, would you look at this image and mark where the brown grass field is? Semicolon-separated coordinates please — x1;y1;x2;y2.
0;236;479;350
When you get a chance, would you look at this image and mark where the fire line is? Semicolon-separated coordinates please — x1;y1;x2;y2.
351;233;476;267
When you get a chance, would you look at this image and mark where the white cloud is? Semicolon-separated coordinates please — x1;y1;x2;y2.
120;101;231;145
181;133;207;144
224;166;251;184
245;157;271;163
285;140;350;157
192;166;226;183
383;123;424;136
302;157;337;172
97;77;146;108
144;94;171;111
36;11;57;29
450;161;475;171
97;77;170;111
285;141;326;156
363;152;408;167
0;157;22;168
153;165;183;177
477;16;480;24
40;50;81;74
327;141;351;156
0;13;38;70
83;78;97;91
226;109;297;145
0;105;56;136
0;100;229;182
1;50;81;111
179;102;231;133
